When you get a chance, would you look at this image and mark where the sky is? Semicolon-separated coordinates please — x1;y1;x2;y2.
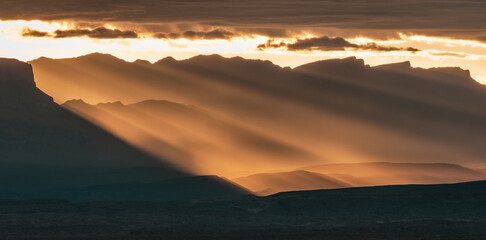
0;0;486;83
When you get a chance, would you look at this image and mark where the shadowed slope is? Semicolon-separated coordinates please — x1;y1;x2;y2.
0;58;165;167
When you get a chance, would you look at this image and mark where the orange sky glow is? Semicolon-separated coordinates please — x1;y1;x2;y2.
1;20;485;84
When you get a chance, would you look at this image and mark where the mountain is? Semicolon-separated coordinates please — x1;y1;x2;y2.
231;170;352;195
30;53;486;175
232;162;486;195
298;162;486;186
62;99;314;176
0;58;248;201
1;180;486;239
0;58;165;168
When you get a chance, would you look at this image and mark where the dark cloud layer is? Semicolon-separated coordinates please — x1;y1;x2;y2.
21;27;139;39
258;36;420;52
22;28;51;37
1;0;485;41
154;29;236;40
54;27;138;39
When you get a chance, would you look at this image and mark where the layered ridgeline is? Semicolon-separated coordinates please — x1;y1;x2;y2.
0;58;248;201
62;100;486;195
233;162;486;195
61;99;313;177
31;54;486;182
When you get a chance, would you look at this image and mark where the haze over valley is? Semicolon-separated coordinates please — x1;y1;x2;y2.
23;53;486;194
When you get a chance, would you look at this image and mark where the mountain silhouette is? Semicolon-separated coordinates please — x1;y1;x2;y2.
30;53;486;174
0;58;248;201
232;170;352;195
231;162;486;195
298;162;486;186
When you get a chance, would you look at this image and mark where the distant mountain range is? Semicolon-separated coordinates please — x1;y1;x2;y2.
61;98;486;195
30;53;486;178
233;162;486;195
0;58;248;201
232;170;352;195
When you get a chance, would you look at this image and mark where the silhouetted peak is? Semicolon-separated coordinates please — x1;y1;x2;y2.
77;52;127;63
229;56;280;68
188;54;225;62
184;54;240;65
320;56;365;66
63;99;90;107
154;56;177;65
428;67;473;79
133;59;152;65
0;58;35;86
375;61;412;71
376;62;475;85
31;56;52;62
96;101;125;108
179;54;282;72
295;57;367;73
128;99;202;114
31;53;127;65
0;58;53;107
301;162;485;175
132;99;182;107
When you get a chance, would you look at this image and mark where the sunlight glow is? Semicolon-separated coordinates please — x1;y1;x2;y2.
1;20;486;84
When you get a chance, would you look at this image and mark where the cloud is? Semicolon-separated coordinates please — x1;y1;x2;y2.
258;36;419;52
1;0;486;41
21;28;51;37
287;36;356;51
358;42;420;52
21;27;139;39
54;27;138;39
153;29;237;40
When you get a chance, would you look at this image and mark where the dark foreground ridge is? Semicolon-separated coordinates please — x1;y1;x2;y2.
1;180;486;239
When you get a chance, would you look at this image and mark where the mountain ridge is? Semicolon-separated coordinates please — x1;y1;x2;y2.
0;58;249;201
29;53;486;175
31;53;477;82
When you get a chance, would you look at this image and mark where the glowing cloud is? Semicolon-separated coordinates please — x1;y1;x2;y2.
1;20;486;84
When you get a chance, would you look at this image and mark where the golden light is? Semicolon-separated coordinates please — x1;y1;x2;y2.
1;20;486;84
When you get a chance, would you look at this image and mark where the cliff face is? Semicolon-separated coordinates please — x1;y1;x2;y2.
0;57;174;168
0;58;53;108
